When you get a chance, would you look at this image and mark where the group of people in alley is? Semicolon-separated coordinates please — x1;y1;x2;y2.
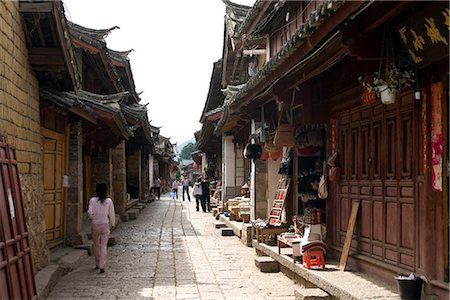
170;176;211;212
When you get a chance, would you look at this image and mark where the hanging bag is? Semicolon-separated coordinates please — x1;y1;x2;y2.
274;104;296;147
318;161;328;199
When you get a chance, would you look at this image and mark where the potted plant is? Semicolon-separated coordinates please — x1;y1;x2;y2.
358;64;415;104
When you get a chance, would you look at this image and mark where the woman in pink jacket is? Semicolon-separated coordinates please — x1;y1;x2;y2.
87;183;116;273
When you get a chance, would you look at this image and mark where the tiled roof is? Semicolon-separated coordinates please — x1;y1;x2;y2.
232;0;346;105
200;60;224;123
40;87;132;139
68;21;124;92
215;0;348;134
223;0;253;46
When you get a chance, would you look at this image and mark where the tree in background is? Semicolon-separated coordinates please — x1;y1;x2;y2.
179;142;195;160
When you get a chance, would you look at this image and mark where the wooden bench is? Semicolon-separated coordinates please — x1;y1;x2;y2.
277;235;302;263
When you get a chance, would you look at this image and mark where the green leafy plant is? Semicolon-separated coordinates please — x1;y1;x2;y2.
358;64;415;94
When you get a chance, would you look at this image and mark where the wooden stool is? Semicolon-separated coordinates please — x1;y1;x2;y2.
302;248;325;269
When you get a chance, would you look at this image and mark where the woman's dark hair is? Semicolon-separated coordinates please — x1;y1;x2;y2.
96;183;107;203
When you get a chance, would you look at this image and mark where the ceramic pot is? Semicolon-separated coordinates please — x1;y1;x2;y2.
378;84;397;104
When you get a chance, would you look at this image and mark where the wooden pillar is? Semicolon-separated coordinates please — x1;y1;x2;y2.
112;141;127;219
222;134;237;200
252;159;267;220
126;147;141;199
66;121;83;246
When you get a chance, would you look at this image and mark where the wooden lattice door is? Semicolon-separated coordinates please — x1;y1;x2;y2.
0;135;37;299
337;94;417;270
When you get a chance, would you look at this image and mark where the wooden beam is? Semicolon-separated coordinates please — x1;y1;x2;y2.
28;47;64;65
69;107;97;125
32;13;47;47
19;2;53;13
339;201;360;271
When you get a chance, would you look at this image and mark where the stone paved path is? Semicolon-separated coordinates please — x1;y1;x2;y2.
47;193;298;299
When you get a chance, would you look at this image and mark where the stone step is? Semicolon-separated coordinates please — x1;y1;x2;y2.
294;288;330;300
73;243;93;256
135;202;146;208
127;209;139;220
58;249;89;273
107;234;116;246
214;221;227;229
254;256;279;273
221;228;234;236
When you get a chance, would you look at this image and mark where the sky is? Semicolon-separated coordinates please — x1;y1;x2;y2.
63;0;255;145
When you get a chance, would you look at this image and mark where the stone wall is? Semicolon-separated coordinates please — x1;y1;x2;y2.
0;2;48;271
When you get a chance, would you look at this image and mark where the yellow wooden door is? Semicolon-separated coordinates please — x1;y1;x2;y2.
42;128;66;248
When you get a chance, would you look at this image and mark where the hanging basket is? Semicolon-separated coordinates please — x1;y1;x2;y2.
378;85;397;104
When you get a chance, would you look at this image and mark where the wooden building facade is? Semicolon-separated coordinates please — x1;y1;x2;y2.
211;1;449;298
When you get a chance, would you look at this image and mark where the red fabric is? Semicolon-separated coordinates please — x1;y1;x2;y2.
297;146;322;156
269;150;281;160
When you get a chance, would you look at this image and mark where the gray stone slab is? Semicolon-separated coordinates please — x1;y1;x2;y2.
58;249;89;273
35;264;63;300
127;209;139;220
214;221;226;229
294;288;330;300
255;256;279;273
221;228;234;236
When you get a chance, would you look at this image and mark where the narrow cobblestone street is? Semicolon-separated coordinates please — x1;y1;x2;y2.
47;193;298;300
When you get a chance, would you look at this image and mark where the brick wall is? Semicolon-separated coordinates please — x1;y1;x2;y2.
0;2;48;271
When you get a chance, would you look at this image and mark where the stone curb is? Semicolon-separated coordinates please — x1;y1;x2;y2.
35;249;88;300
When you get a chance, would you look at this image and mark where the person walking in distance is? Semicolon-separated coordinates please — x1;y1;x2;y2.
182;176;191;202
152;177;161;199
161;178;167;193
193;178;203;211
172;179;180;199
87;183;116;274
201;177;211;212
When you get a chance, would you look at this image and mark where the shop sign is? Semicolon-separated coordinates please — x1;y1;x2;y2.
396;2;449;68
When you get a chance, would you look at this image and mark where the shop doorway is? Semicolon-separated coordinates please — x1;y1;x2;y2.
42;128;66;248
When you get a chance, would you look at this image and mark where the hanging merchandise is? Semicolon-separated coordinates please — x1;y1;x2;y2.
328;166;341;182
260;143;269;161
274;103;296;147
326;151;338;167
318;162;328;199
278;148;292;175
264;142;282;160
243;143;262;160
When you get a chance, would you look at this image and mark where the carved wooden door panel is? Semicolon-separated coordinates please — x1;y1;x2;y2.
0;136;37;299
338;95;417;270
42;128;65;248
